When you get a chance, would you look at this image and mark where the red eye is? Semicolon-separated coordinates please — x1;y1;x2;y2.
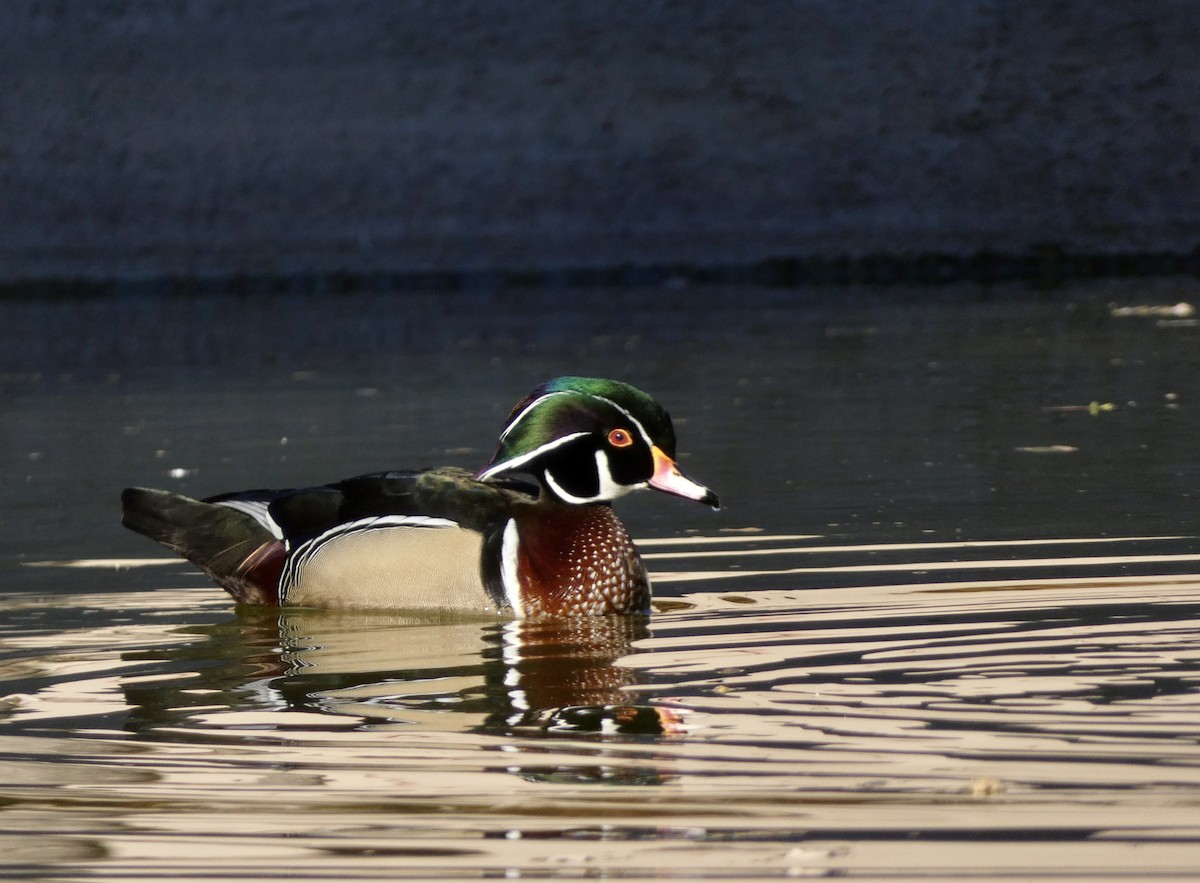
607;428;633;448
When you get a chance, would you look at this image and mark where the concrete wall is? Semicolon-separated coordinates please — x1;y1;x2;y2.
2;1;1198;282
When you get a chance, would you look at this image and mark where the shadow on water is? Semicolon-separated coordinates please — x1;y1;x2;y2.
3;281;1200;878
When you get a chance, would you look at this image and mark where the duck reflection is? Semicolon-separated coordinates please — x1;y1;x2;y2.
277;611;678;736
122;610;680;738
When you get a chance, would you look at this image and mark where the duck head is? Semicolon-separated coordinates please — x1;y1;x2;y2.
477;376;719;509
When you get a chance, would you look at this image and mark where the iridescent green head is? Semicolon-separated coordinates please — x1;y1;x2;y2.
477;376;718;508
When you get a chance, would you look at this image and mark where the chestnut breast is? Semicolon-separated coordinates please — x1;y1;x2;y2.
509;503;651;617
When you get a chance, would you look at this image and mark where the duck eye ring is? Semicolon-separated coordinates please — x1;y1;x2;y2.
607;428;633;448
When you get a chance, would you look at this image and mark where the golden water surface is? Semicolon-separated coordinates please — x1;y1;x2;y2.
4;534;1199;880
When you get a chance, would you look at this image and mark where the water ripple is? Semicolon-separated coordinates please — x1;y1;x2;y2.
2;537;1199;878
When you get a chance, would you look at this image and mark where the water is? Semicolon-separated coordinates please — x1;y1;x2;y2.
2;280;1200;879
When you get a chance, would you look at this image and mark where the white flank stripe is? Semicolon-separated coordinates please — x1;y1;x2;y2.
500;518;523;617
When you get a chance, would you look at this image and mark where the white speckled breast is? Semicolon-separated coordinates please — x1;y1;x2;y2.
511;504;651;618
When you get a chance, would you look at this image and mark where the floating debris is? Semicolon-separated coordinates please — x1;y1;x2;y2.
968;777;1007;797
1110;302;1194;318
1015;445;1079;454
1042;402;1115;415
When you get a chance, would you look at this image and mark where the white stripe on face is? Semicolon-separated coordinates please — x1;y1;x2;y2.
477;430;590;480
591;394;656;449
495;391;571;444
484;387;660;478
542;449;633;505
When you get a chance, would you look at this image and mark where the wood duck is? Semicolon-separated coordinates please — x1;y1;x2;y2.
121;376;718;618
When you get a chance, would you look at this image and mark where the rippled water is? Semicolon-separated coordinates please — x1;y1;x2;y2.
3;282;1200;879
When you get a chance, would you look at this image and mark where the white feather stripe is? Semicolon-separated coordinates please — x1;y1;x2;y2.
496;389;655;452
500;518;523;617
591;393;655;449
496;390;571;443
542;449;632;505
216;499;283;539
476;430;590;480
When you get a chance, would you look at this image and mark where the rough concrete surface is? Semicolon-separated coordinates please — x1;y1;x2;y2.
2;1;1198;282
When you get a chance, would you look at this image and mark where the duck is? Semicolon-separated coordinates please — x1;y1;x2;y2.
121;376;718;618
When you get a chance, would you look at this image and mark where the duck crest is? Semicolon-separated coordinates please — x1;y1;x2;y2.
509;503;650;618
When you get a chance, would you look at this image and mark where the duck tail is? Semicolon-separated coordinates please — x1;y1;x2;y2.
120;487;283;604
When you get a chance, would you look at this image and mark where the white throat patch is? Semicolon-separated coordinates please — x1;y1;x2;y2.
543;449;634;505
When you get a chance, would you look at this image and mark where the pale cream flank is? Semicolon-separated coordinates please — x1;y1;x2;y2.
283;524;494;612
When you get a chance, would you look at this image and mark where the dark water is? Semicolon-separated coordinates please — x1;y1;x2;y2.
2;280;1199;879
